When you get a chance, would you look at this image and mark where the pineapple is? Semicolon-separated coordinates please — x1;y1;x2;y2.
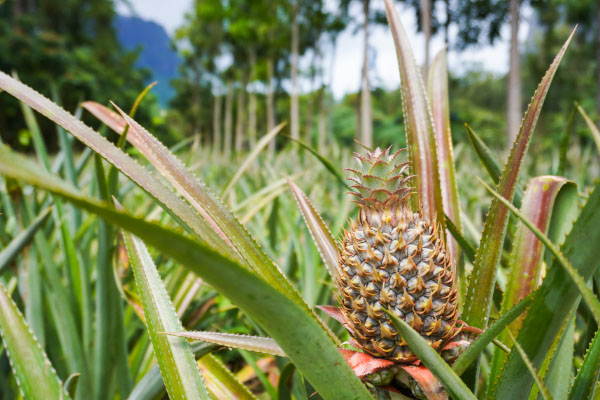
337;146;459;362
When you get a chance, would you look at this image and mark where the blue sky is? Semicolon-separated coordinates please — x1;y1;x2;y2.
117;0;531;99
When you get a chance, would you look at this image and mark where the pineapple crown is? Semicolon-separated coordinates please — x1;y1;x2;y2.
346;146;414;208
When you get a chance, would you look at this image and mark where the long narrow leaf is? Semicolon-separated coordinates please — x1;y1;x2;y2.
285;136;349;188
288;180;338;281
568;328;600;399
0;207;51;271
489;176;578;387
507;331;552;400
197;354;257;400
428;49;462;266
464;123;524;206
0;146;373;400
0;70;230;257
493;177;600;396
452;295;532;376
462;29;575;329
127;342;216;400
479;177;600;325
383;0;445;226
576;103;600;155
165;331;285;357
109;104;318;319
445;214;475;263
82;101;126;133
384;309;477;400
120;206;209;400
0;282;68;400
221;122;286;197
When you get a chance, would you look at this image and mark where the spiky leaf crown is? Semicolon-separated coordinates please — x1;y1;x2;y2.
346;147;413;208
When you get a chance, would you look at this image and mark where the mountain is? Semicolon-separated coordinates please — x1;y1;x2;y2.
114;15;181;106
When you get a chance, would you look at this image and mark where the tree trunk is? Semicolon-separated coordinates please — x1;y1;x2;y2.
305;94;314;145
507;0;522;147
420;0;431;74
13;0;23;21
224;81;234;158
444;0;451;44
266;57;277;154
248;48;258;147
290;3;300;140
317;84;326;152
235;78;247;152
360;0;373;148
596;0;600;127
212;93;222;155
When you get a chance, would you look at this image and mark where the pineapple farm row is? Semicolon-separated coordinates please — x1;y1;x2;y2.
0;1;599;399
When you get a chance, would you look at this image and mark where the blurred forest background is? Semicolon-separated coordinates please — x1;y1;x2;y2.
0;0;599;155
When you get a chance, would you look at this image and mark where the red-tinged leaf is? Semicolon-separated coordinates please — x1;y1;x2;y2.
484;177;600;397
288;181;339;281
109;103;235;251
462;28;576;329
503;176;577;332
428;49;461;269
383;0;445;228
317;305;356;335
82;101;126;133
400;365;448;400
338;349;395;377
317;305;345;324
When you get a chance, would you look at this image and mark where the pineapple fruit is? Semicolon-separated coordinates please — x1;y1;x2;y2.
336;146;460;362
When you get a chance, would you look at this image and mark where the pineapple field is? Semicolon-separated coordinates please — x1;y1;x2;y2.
1;0;600;399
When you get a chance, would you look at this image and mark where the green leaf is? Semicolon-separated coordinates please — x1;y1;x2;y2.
479;177;600;325
464;123;524;207
127;342;216;400
383;0;445;228
197;354;257;400
110;104;320;321
575;103;600;156
285;136;349;189
0;207;51;272
462;29;575;330
444;214;475;264
120;204;210;400
544;314;575;400
452;295;532;376
0;70;226;256
288;180;339;281
0;282;68;400
493;177;600;397
488;176;578;389
0;146;373;400
428;48;462;268
165;331;285;357
568;327;600;400
384;309;477;400
221;122;286;197
507;331;552;400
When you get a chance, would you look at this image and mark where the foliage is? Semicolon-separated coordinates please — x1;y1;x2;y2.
0;0;599;399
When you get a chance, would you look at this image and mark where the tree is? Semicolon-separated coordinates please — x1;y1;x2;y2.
0;0;153;148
